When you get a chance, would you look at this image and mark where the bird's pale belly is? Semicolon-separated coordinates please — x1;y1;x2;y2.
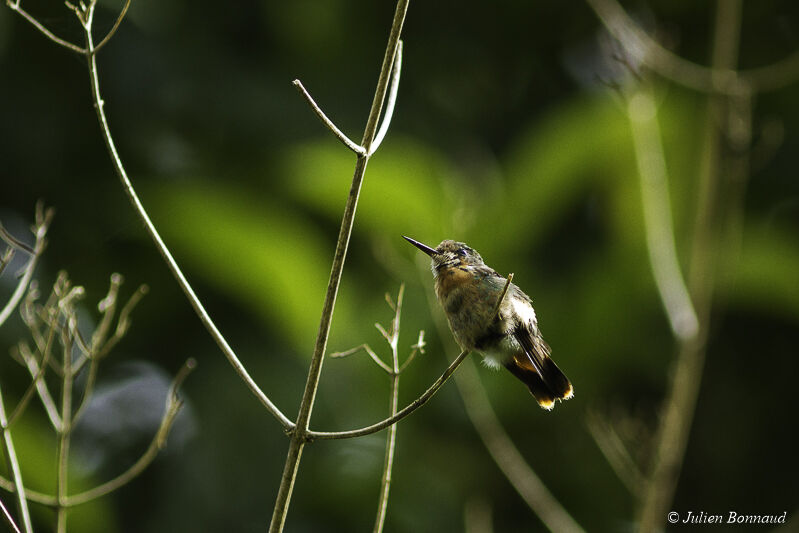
439;282;513;360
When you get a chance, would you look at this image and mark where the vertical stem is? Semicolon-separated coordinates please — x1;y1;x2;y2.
56;336;74;533
627;86;699;341
360;3;409;152
373;372;399;533
373;287;403;533
0;386;33;533
637;1;743;531
269;2;409;531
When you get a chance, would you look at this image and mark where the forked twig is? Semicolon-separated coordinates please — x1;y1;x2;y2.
270;2;409;530
331;343;393;374
0;204;53;328
63;358;195;507
93;0;131;53
8;317;57;426
309;273;515;441
0;359;195;508
398;330;425;374
6;1;87;54
292;80;366;156
308;349;471;441
24;0;294;431
369;41;403;155
16;341;62;429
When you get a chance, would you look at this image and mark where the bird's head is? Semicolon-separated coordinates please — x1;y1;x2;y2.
403;236;485;274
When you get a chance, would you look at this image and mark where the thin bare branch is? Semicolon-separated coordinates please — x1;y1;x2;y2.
0;226;34;256
398;330;425;373
375;322;392;346
96;283;148;359
90;273;124;351
17;341;62;429
270;1;409;529
93;0;132;54
373;379;398;533
307;349;470;440
358;2;407;153
332;274;517;446
0;248;14;276
71;359;100;424
71;325;94;372
0;207;53;327
492;273;513;318
0;359;195;508
0;386;34;533
745;52;799;93
0;496;22;533
383;292;397;312
373;285;403;533
8;316;57;426
6;2;87;54
330;344;393;375
369;40;403;156
56;322;75;532
64;358;195;506
292;79;366;156
73;9;294;431
0;477;55;507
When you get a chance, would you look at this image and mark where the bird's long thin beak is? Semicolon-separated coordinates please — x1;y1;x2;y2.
403;235;438;257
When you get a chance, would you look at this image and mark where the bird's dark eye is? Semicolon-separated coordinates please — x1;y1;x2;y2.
456;248;466;256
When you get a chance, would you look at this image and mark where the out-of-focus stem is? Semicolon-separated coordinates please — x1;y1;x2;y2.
637;1;745;531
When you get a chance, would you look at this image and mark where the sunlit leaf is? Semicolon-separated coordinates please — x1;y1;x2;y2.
721;226;799;321
144;180;344;351
481;89;702;259
2;415;116;532
280;136;467;240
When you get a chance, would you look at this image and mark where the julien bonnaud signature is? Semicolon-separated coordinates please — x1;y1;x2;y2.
668;510;788;525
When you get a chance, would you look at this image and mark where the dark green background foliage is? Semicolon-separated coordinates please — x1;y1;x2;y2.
1;1;798;531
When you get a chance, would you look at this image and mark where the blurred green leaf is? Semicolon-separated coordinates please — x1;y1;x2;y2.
2;415;116;532
144;180;345;351
481;89;703;259
280;136;467;240
721;225;799;320
479;93;634;256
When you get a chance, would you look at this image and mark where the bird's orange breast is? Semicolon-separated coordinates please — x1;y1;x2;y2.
435;265;475;301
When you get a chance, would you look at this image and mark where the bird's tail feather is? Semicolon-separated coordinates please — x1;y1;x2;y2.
505;356;573;410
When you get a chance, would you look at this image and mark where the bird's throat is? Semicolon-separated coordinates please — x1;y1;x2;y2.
434;265;473;303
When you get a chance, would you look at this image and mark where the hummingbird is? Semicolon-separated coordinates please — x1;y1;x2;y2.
404;236;573;410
